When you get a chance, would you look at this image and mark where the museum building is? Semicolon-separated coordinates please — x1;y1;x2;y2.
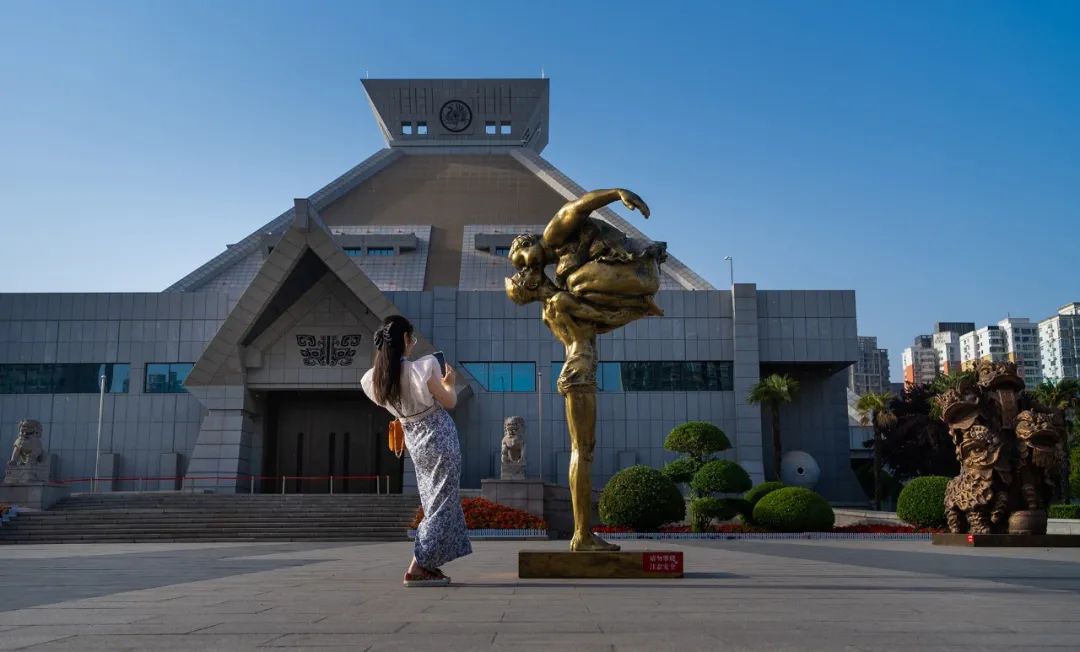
0;78;863;501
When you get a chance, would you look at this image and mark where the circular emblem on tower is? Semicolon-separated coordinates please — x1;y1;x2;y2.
439;100;472;133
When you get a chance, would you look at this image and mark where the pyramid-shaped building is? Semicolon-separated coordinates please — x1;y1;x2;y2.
0;79;862;501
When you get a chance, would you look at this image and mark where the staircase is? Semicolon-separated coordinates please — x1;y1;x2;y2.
0;493;419;544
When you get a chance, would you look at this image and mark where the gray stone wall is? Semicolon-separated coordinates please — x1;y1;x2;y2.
0;292;230;489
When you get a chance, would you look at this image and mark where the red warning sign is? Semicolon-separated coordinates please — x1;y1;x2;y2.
642;551;683;573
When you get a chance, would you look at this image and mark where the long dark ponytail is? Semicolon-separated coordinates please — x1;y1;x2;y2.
371;315;414;408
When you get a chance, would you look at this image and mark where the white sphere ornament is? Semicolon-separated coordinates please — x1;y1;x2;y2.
780;450;821;488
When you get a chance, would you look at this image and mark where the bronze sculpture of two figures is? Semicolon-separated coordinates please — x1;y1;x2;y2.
506;188;665;551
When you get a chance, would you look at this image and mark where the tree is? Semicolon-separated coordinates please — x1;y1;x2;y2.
877;385;959;481
856;391;896;511
1030;378;1080;500
748;374;800;480
661;422;745;531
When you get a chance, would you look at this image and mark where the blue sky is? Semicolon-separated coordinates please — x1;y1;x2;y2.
1;1;1078;380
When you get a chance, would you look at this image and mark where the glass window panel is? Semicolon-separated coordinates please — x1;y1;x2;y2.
550;362;563;392
511;363;535;392
24;365;53;394
489;363;512;392
0;365;27;394
109;364;131;393
600;362;622;392
367;247;394;256
145;363;170;394
462;362;488;390
168;363;192;393
54;364;102;393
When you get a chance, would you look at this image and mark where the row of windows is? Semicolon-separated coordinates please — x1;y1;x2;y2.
554;361;735;392
460;361;735;393
0;363;195;395
462;362;536;392
344;247;395;257
0;364;130;394
399;121;513;136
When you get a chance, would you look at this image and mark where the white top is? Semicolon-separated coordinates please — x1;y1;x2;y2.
361;355;440;419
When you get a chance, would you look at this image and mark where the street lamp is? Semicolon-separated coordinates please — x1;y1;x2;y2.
723;256;734;287
93;369;106;494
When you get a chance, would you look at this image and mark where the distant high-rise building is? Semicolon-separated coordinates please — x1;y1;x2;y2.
935;322;976;336
999;317;1041;387
960;318;1041;387
932;331;963;376
849;336;890;396
903;336;939;386
961;325;1006;370
1039;302;1080;381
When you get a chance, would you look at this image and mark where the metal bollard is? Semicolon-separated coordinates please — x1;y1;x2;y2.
250;476;254;495
281;475;286;495
329;475;334;495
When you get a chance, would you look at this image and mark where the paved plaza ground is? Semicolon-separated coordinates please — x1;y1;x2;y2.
1;538;1079;651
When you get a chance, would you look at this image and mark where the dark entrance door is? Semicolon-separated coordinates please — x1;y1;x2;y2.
264;391;402;494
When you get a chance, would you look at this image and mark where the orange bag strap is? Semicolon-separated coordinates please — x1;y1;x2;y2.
388;419;406;459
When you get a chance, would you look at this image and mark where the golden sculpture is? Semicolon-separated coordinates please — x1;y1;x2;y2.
506;188;666;551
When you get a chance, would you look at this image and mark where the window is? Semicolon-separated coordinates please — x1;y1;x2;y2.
0;363;130;394
461;362;536;392
416;121;428;135
343;247;364;257
485;121;497;135
494;246;511;257
550;361;733;392
401;122;413;135
145;363;194;394
367;247;394;256
499;121;511;135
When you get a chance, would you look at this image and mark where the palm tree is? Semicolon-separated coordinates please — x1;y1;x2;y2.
857;391;897;511
1031;378;1080;500
748;374;800;480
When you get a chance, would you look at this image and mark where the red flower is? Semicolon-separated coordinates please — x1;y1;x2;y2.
411;497;547;530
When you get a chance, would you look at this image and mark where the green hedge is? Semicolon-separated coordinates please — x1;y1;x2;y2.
1049;504;1080;520
690;460;752;495
599;465;686;531
689;497;751;531
896;476;950;529
664;421;731;458
752;487;835;532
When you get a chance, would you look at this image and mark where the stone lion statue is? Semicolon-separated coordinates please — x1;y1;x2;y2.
500;416;526;480
8;419;44;467
944;424;1010;534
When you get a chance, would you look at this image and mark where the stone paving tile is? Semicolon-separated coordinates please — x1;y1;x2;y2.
1;539;1078;650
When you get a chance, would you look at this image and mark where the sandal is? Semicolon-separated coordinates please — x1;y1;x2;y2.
403;566;450;587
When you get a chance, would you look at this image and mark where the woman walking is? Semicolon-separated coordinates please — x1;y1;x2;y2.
361;315;472;587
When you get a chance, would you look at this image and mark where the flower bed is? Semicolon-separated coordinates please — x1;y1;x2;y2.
410;497;547;530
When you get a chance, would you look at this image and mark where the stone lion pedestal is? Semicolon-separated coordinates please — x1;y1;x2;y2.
0;419;70;511
480;416;545;519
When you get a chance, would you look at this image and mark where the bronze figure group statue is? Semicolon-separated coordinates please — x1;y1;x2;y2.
506;189;666;551
936;360;1067;535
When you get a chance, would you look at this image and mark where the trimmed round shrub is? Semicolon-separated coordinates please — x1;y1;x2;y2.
689;497;750;532
753;487;835;532
1049;504;1080;520
664;421;731;459
662;457;703;485
744;481;786;509
896;475;950;529
690;459;752;496
599;465;686;531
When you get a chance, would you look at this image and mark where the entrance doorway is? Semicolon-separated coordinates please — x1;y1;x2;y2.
263;391;403;494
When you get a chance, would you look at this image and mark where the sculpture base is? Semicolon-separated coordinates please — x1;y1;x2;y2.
0;482;70;511
519;550;683;579
932;533;1080;547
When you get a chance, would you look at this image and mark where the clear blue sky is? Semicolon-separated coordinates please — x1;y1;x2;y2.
1;1;1078;381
